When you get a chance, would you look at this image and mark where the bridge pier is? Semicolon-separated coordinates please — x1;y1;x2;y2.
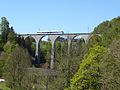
21;32;92;69
48;35;60;69
31;35;44;65
66;35;77;55
35;39;40;64
50;42;55;69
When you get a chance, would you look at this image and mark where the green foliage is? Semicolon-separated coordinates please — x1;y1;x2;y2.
0;82;12;90
0;17;9;32
100;39;120;90
93;16;120;47
25;37;35;57
3;41;17;54
0;38;4;51
1;16;120;90
93;20;111;34
66;45;106;90
40;41;51;63
5;46;31;90
87;34;102;48
7;27;17;43
0;53;7;78
47;39;87;90
0;17;10;43
0;17;17;51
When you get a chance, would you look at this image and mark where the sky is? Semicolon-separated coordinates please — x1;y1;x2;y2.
0;0;120;34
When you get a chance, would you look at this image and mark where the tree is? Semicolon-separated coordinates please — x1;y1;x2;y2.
5;46;31;90
0;37;4;51
0;17;10;43
65;45;106;90
46;39;87;90
100;39;120;90
87;34;102;48
3;41;17;54
7;27;17;43
25;37;35;57
93;20;111;34
0;52;7;78
93;16;120;47
40;41;51;64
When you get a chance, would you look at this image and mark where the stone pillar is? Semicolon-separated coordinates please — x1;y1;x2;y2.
32;35;44;64
66;35;77;55
48;35;60;69
35;39;40;64
22;35;29;40
81;35;90;43
66;35;77;86
50;42;55;69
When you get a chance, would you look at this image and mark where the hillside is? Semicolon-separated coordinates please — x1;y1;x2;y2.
1;16;120;90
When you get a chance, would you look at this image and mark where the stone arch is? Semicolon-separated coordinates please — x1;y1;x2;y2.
72;35;85;44
72;35;85;53
53;35;68;68
39;35;67;69
23;35;45;66
78;35;90;43
39;35;52;68
24;36;36;55
65;35;78;51
22;36;36;65
87;34;102;45
23;35;30;40
48;35;61;69
31;35;45;66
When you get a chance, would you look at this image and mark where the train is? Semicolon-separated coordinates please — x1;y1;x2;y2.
37;31;64;34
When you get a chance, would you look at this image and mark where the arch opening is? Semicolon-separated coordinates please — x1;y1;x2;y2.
40;35;52;69
54;36;68;69
24;36;36;66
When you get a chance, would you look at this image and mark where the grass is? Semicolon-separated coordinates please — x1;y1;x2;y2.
0;82;12;90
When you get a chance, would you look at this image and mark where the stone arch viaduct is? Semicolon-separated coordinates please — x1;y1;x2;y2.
20;32;92;69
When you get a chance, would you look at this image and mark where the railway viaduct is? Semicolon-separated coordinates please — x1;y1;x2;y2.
20;32;92;69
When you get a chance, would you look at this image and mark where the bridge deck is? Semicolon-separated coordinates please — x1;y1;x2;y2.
19;33;92;36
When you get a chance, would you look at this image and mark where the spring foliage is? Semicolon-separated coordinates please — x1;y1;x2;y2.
65;45;106;90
